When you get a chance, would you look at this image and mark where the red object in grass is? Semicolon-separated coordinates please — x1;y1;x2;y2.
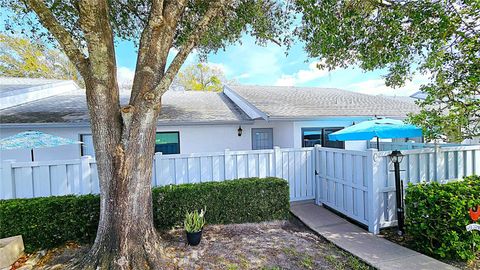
470;206;480;222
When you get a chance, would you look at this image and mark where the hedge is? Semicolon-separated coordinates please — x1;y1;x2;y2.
405;175;480;261
0;177;289;252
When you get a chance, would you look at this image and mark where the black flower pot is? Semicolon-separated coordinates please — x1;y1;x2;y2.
186;230;203;246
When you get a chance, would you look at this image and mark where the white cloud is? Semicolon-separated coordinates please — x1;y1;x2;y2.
211;36;285;84
347;73;429;96
117;66;135;86
274;61;331;86
208;62;229;75
275;75;296;86
235;73;251;79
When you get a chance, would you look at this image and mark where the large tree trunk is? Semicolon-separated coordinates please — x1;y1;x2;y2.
72;80;166;269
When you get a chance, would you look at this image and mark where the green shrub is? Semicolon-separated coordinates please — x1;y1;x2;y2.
0;195;100;252
405;175;480;261
153;177;290;229
0;177;289;252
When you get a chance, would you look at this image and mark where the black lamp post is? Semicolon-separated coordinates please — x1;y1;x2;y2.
389;150;405;236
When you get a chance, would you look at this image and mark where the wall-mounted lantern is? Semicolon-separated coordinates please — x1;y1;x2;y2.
237;126;243;137
389;150;405;236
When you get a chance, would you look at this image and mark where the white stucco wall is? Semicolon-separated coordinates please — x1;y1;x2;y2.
0;121;297;161
1;117;377;162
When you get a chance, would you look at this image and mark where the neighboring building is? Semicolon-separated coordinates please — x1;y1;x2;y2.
0;78;420;161
410;90;480;144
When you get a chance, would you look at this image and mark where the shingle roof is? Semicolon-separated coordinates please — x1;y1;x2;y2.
0;90;251;125
228;85;420;119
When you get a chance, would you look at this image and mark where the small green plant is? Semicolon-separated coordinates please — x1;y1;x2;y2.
184;208;206;233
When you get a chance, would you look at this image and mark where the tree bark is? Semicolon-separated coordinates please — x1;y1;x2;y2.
73;83;167;270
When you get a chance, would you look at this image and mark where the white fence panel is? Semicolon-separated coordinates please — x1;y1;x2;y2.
1;147;315;202
315;146;371;227
375;145;480;229
1;159;83;199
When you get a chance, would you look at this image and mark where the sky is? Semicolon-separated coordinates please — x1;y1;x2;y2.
0;8;427;97
116;34;427;97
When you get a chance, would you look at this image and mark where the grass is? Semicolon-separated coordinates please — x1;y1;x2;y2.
324;244;372;270
300;255;314;269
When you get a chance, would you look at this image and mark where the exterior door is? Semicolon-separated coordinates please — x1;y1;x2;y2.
252;128;273;150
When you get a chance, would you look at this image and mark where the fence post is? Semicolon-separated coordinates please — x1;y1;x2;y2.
366;149;381;234
80;155;92;194
1;160;15;199
224;149;232;180
154;152;162;186
314;145;322;205
434;144;444;182
273;146;282;178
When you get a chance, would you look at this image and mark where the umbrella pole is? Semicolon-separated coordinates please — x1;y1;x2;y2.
31;149;34;162
376;137;380;150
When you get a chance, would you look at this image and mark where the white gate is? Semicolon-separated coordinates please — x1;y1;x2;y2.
315;146;372;227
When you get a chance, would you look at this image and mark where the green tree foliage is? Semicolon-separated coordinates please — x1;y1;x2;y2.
295;0;479;142
175;62;233;91
0;33;83;86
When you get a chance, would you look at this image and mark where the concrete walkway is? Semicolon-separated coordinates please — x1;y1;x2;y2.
291;202;458;270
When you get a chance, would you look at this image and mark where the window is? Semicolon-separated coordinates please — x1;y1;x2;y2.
302;128;322;147
155;132;180;154
301;127;345;149
322;128;345;149
252;128;273;150
80;134;95;157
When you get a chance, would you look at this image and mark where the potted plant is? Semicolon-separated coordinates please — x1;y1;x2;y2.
184;208;206;246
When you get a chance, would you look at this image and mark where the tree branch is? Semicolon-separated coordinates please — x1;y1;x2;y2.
154;0;229;98
22;0;90;79
78;0;117;89
130;0;188;103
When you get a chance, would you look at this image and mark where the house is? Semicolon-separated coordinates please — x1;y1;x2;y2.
0;77;420;161
410;90;480;144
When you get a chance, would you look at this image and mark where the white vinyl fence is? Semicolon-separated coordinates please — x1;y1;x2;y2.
1;147;315;202
374;145;480;231
2;143;479;235
315;144;480;233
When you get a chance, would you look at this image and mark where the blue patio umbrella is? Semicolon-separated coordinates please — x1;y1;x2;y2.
328;118;423;149
0;131;82;161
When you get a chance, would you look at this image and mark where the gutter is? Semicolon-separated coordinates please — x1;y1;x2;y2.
0;120;255;129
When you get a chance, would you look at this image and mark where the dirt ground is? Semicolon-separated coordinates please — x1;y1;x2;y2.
31;219;373;270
